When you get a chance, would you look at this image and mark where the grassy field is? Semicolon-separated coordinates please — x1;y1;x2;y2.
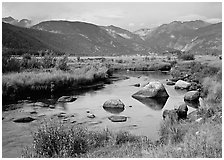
2;64;110;104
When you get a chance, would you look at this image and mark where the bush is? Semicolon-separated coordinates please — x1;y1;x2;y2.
2;55;21;73
56;56;69;71
22;121;141;158
42;55;56;68
115;131;140;145
178;53;195;61
159;119;187;145
22;121;112;158
202;77;222;103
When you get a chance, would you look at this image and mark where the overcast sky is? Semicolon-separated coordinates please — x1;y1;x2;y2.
2;2;222;31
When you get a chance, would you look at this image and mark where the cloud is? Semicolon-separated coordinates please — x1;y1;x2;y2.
205;18;222;24
128;22;135;27
139;23;145;26
175;14;207;22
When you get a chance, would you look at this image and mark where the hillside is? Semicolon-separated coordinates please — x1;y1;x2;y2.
138;20;221;55
2;22;49;54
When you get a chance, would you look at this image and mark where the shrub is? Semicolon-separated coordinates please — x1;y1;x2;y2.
56;56;69;71
21;121;141;158
2;55;21;73
115;131;140;145
202;77;222;103
159;119;187;145
42;55;56;68
22;121;113;158
178;53;195;61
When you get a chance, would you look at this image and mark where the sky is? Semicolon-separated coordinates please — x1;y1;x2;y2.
2;2;222;31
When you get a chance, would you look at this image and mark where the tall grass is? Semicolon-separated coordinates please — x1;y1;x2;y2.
143;120;222;158
22;120;141;158
2;65;110;103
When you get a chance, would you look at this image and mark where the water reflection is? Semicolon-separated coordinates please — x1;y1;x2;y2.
184;100;200;109
103;107;125;114
132;96;168;110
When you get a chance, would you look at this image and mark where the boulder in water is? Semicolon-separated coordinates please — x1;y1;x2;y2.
184;90;200;101
175;80;191;90
103;99;125;109
132;81;169;99
176;104;188;120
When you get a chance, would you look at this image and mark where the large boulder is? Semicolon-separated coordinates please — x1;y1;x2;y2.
57;96;77;103
132;81;169;99
103;99;125;109
174;80;191;90
184;91;200;101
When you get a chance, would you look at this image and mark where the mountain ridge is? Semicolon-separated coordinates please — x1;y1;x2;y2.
2;18;222;56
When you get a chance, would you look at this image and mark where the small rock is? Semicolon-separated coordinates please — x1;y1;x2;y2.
2;117;5;120
129;105;133;107
49;105;55;109
175;80;191;90
57;96;77;103
89;121;102;126
166;81;175;85
34;102;49;108
71;120;77;123
57;112;67;118
86;110;90;113
195;131;200;135
108;115;127;122
13;117;35;123
87;113;95;119
196;117;203;122
133;83;140;87
30;111;37;114
38;114;46;117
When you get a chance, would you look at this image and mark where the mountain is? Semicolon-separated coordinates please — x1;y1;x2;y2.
139;20;221;54
182;22;222;54
100;25;149;52
2;19;222;56
2;16;32;28
133;28;154;40
3;21;149;56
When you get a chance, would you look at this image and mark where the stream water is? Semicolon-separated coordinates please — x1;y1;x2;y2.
51;71;197;139
2;70;200;157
